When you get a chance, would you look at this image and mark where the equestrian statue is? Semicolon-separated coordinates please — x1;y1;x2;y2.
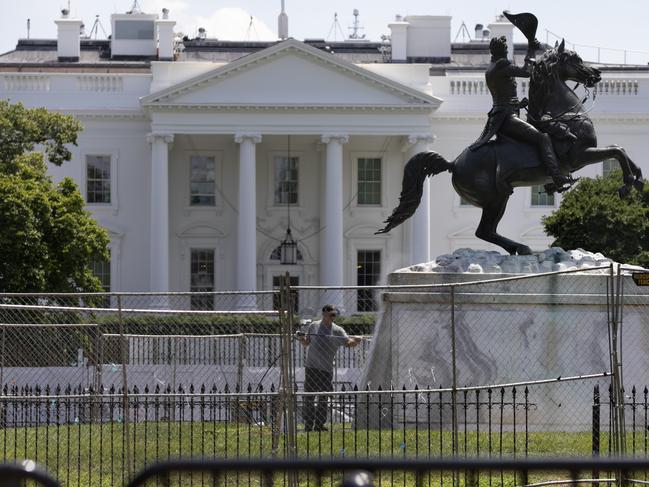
377;11;644;256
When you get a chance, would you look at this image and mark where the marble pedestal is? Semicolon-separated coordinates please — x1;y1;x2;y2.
358;257;649;431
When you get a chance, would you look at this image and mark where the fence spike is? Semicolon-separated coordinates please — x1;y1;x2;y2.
154;384;160;394
133;385;139;395
354;384;359;392
200;384;206;394
165;384;171;394
211;384;217;393
178;384;184;393
247;383;252;393
189;384;194;394
270;383;275;392
224;383;230;394
144;385;149;394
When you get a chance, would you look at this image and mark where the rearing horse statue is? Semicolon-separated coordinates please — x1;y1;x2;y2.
377;39;644;256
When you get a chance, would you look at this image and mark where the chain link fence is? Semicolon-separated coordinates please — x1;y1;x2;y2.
0;265;647;486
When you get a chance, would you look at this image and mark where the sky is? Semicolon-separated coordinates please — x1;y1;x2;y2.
1;0;649;65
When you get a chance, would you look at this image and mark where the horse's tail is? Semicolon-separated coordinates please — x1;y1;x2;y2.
376;151;453;234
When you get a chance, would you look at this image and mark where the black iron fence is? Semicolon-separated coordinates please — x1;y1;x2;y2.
1;381;638;485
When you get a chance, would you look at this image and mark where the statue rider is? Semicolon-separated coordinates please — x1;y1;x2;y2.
470;33;573;190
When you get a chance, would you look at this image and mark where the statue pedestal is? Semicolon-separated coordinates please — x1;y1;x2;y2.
358;249;649;431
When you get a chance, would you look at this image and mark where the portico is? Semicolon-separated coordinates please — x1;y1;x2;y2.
141;39;441;293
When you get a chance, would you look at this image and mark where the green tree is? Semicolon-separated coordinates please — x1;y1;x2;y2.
542;171;649;267
0;100;109;292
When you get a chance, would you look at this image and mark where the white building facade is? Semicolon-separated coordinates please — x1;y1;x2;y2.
1;8;647;302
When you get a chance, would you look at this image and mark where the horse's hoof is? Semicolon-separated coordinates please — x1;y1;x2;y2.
634;178;645;192
618;185;631;199
516;245;533;256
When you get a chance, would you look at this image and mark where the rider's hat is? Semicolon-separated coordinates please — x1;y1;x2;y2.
502;11;538;44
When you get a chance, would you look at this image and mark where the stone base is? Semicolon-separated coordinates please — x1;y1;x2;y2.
357;249;649;431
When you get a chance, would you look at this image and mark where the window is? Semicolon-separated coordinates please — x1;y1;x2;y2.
272;275;299;313
86;155;111;204
90;251;111;307
274;156;299;205
530;185;555;207
190;155;216;206
603;158;620;178
90;253;111;292
357;158;381;205
190;249;215;310
357;250;381;312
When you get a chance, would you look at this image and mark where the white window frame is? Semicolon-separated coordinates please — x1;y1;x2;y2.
178;224;226;297
189;247;217;310
266;150;304;211
345;233;387;312
350;152;387;211
184;150;223;214
527;184;557;209
82;149;119;213
355;248;382;312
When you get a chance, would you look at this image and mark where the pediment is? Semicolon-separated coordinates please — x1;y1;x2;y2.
142;39;441;109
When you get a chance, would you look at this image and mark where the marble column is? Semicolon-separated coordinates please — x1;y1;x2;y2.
320;135;348;293
147;133;174;293
406;134;436;265
234;133;262;291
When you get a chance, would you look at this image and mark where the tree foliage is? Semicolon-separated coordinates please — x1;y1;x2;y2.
0;100;109;292
542;171;649;267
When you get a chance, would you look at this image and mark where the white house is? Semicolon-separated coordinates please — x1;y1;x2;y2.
1;6;647;308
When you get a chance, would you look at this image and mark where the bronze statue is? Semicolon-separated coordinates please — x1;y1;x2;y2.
377;11;644;256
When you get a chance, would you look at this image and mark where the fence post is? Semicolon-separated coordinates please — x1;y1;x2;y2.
279;273;297;484
237;334;246;394
117;294;133;479
450;285;459;487
450;285;458;457
593;384;600;487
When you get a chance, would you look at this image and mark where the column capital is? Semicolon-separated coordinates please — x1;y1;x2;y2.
321;134;349;145
146;132;174;145
234;133;262;144
402;133;436;152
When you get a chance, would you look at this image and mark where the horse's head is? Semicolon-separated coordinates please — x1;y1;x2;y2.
552;39;601;87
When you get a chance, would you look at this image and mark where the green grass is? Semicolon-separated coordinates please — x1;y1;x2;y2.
0;420;630;486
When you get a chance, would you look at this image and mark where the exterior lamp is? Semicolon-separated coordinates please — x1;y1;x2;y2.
280;134;297;265
280;227;297;265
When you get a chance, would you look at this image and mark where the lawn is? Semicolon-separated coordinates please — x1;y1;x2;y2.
0;420;628;486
